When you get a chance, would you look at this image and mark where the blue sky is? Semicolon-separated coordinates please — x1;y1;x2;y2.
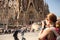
45;0;60;17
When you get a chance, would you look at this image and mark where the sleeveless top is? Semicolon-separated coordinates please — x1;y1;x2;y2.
44;27;56;40
39;27;56;40
55;27;60;35
39;27;60;40
45;27;60;40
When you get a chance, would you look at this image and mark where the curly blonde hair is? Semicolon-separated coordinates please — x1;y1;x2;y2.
56;21;60;28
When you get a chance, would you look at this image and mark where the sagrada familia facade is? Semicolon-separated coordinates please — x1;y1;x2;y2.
0;0;49;28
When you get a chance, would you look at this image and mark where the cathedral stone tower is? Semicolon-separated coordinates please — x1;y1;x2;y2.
0;0;49;28
18;0;49;25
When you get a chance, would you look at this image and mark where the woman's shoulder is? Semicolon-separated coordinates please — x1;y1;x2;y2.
42;27;55;33
44;28;51;31
43;28;51;33
50;27;56;31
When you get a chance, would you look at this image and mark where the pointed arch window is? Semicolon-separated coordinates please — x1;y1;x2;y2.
22;0;29;11
29;11;34;19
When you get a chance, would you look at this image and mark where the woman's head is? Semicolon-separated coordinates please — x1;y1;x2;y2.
56;21;60;28
47;13;57;24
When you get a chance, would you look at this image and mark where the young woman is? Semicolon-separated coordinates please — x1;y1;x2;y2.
55;21;60;35
38;13;57;40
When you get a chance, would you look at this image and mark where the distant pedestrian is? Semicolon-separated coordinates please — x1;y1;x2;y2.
13;30;19;40
21;29;26;40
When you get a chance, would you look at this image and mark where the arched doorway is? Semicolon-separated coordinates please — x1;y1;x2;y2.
28;11;34;25
29;20;34;25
